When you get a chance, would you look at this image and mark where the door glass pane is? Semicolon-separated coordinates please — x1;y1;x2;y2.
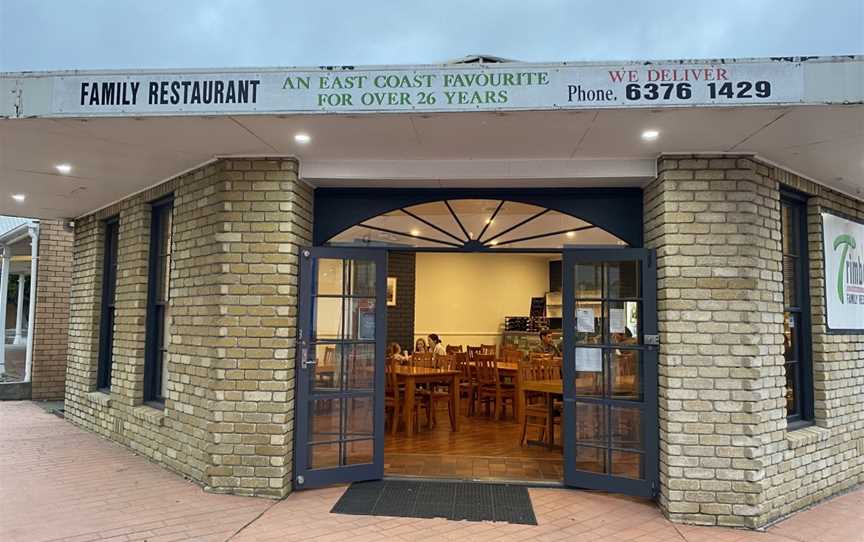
575;263;602;298
575;402;606;446
574;348;603;397
314;297;343;340
575;446;606;473
309;442;340;469
317;259;344;296
783;255;798;307
310;398;341;443
611;451;643;479
575;301;603;344
611;406;642;450
347;298;376;339
345;396;374;436
611;350;641;400
345;344;375;390
608;301;639;345
606;261;640;299
311;344;340;392
348;260;377;297
346;440;374;465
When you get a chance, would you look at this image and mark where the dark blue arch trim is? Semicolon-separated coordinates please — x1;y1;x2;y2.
313;187;644;248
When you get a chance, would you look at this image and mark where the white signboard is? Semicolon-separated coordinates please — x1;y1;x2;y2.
576;308;596;333
48;60;805;116
822;213;864;331
574;348;602;373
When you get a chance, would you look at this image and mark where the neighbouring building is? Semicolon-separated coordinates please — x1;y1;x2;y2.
0;216;73;400
0;55;862;528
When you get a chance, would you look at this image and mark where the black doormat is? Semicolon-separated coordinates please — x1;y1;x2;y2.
331;480;537;525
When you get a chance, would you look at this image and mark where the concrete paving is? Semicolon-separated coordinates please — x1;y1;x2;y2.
1;401;861;542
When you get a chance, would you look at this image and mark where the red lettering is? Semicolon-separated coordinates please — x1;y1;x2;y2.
717;68;728;81
660;69;671;81
647;69;659;82
628;70;639;82
608;70;626;83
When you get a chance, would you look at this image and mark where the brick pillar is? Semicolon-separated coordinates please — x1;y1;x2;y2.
31;220;73;400
205;158;311;497
645;155;785;527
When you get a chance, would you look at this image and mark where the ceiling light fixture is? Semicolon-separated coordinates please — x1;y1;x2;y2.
641;130;659;141
566;231;575;238
489;240;498;246
294;133;311;144
410;229;420;237
11;194;26;202
55;163;72;174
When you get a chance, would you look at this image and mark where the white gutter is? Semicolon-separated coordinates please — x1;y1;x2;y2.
23;223;38;383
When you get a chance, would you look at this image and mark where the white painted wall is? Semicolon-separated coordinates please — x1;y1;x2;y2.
413;253;553;349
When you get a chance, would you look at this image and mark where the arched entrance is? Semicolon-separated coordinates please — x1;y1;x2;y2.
295;188;657;499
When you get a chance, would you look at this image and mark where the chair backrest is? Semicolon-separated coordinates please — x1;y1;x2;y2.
474;354;498;385
435;353;454;370
519;359;546;382
466;345;482;361
323;346;336;366
411;351;435;368
453;352;470;379
446;345;463;354
502;348;524;364
479;344;497;357
385;357;398;392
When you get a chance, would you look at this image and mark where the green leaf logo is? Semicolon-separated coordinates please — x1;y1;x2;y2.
833;234;857;304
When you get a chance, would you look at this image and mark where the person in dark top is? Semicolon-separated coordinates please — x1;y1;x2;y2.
538;330;561;356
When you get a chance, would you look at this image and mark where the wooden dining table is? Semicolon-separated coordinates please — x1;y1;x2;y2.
392;366;460;437
521;379;563;448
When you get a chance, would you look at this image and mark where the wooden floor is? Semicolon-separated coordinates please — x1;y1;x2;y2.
385;406;564;482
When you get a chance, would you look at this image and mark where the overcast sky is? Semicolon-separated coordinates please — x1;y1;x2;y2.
1;1;862;71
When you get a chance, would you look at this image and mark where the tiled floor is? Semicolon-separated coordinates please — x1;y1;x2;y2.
2;400;862;542
385;410;564;481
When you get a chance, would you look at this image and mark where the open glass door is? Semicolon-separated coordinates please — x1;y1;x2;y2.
294;247;386;489
562;248;658;498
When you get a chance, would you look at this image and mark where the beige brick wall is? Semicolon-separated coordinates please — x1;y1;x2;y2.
31;219;73;400
64;158;311;498
646;155;864;528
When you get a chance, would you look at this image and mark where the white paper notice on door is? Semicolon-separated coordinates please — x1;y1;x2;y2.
576;308;595;333
609;308;626;334
574;347;602;372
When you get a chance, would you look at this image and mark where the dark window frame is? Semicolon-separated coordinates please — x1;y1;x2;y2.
780;189;814;428
144;196;174;406
96;217;119;391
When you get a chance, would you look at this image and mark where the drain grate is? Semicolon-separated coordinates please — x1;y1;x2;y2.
331;480;537;525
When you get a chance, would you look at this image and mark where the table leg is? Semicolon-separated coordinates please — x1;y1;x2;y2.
546;393;554;449
404;376;415;437
516;371;524;424
449;374;458;431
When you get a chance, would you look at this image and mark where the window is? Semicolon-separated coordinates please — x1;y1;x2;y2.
97;218;119;390
780;192;813;427
144;197;173;404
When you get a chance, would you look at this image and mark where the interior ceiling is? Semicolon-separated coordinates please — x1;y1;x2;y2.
0;105;861;220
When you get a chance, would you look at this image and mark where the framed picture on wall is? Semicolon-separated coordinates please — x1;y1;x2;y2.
387;277;397;306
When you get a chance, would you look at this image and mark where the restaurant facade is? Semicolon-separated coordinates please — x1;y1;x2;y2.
1;55;862;529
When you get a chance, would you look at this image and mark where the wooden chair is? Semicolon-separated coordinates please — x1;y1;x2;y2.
386;357;431;434
502;348;524;364
417;354;453;428
466;345;482;361
475;354;516;420
446;345;463;354
411;351;435;368
452;352;475;416
519;360;551;445
479;344;497;357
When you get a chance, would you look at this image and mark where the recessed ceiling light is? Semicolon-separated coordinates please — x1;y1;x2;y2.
489;240;498;246
294;133;311;144
11;194;26;202
566;231;575;238
55;163;72;174
641;130;659;141
485;218;494;224
410;229;420;236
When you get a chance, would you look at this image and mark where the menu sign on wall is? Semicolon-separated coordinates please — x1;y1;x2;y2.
822;213;864;331
49;60;805;116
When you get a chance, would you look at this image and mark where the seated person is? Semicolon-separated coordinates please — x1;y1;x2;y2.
536;330;561;357
427;334;447;357
414;337;428;354
387;342;410;363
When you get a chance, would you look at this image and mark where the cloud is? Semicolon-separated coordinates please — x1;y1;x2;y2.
0;0;862;71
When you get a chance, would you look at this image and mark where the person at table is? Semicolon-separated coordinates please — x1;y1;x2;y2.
387;342;410;363
537;330;561;357
414;337;428;354
428;334;447;357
